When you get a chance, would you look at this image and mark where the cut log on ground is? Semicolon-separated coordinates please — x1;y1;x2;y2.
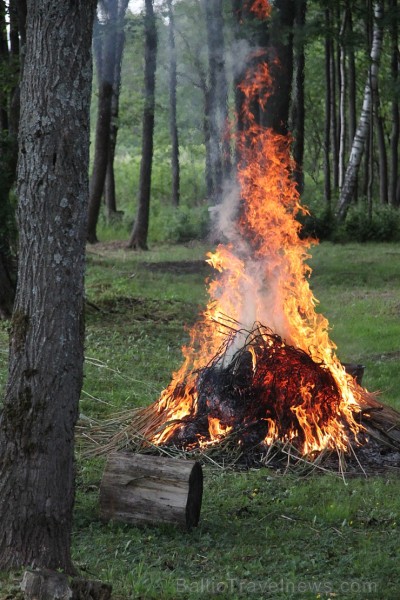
100;452;203;530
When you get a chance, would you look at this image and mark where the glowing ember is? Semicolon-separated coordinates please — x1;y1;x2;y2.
147;0;372;456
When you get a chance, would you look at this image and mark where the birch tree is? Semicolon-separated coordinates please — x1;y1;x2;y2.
336;0;384;222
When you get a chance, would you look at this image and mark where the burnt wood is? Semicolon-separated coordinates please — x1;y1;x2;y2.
100;452;203;530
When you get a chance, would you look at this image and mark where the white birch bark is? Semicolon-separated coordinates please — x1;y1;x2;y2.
336;0;384;221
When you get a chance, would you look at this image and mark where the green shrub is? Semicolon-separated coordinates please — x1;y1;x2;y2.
298;202;400;243
343;205;400;242
149;203;210;243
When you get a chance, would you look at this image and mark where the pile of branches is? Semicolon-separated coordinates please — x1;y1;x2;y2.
164;325;348;450
81;324;400;474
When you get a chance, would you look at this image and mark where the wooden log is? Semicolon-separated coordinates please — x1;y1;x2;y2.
99;452;203;530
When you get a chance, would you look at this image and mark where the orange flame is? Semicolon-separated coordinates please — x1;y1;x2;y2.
151;0;367;455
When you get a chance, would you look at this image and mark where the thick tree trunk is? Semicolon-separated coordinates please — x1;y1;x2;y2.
0;0;96;572
167;0;180;207
128;0;157;250
87;1;118;243
336;1;384;222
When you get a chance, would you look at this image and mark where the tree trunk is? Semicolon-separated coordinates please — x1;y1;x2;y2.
231;0;247;166
105;0;130;218
373;79;388;205
204;0;229;202
128;0;157;250
338;9;347;190
87;1;118;243
329;24;339;191
291;0;306;195
336;1;384;222
324;8;332;207
263;0;294;136
346;0;357;201
167;0;180;207
0;0;96;573
389;0;399;207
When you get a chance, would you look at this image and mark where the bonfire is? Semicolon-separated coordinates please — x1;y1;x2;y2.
87;0;400;469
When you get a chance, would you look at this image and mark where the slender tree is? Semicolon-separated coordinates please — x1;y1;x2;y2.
389;0;399;206
337;0;384;221
128;0;157;249
203;0;229;202
263;0;295;136
167;0;180;207
324;7;332;206
104;0;130;217
0;0;96;571
87;0;118;243
291;0;306;195
338;8;347;190
346;0;357;202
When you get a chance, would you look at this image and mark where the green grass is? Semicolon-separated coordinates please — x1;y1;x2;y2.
0;241;400;599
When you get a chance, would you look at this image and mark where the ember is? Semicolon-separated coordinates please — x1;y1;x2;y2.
161;324;356;454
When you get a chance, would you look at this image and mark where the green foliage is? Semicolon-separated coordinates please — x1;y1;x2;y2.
150;204;209;243
341;205;400;243
299;204;400;243
95;146;209;245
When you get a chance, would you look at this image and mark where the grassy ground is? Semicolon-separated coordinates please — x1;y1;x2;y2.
0;241;400;599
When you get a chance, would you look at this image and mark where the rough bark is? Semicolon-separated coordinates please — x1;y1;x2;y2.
0;0;96;572
336;1;384;221
167;0;180;207
128;0;157;250
87;0;118;243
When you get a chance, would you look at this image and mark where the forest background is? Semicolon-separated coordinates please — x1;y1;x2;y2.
91;0;400;248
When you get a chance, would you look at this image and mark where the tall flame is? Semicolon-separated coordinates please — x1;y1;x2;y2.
151;0;366;454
